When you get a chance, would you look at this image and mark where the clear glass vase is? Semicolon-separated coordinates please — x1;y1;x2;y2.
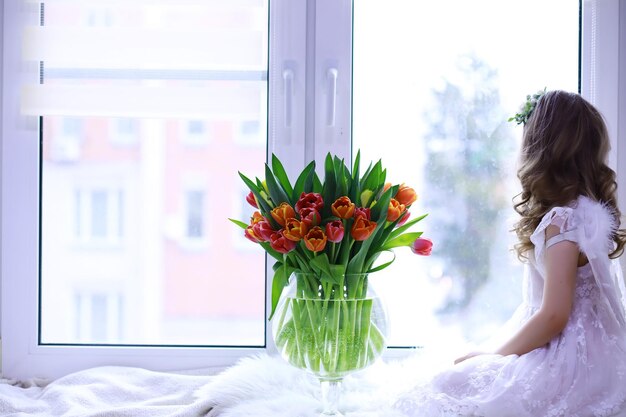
271;272;388;416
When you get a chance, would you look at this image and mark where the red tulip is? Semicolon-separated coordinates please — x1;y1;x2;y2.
354;207;371;220
325;220;344;243
331;196;356;219
295;192;324;213
299;207;321;227
395;184;417;207
411;238;433;256
351;217;377;241
397;211;411;227
270;230;297;254
303;226;327;252
283;218;308;242
387;198;406;222
252;220;274;242
270;202;296;227
246;191;258;208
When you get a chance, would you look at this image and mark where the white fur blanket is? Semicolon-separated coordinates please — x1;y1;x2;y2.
0;354;432;417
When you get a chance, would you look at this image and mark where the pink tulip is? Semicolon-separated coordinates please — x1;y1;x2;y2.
411;238;433;256
325;220;344;243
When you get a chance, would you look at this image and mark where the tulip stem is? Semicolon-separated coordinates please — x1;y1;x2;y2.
330;242;338;264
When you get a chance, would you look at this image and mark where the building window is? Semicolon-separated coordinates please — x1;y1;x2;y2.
234;119;264;146
75;188;124;245
111;118;138;146
50;118;83;162
75;292;123;344
185;190;205;239
181;120;210;146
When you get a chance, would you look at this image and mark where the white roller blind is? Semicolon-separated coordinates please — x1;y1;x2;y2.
21;0;268;118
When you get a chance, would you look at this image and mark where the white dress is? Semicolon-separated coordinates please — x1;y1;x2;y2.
394;196;626;417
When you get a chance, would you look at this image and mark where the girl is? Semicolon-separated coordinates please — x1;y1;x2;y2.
394;90;626;416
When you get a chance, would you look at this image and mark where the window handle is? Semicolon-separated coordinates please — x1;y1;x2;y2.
283;68;294;128
326;67;338;127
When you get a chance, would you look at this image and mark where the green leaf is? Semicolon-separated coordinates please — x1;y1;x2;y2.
271;154;294;200
388;213;428;240
259;241;283;261
370;186;393;223
381;232;423;250
322;154;337;218
265;164;291;206
360;161;373;184
292;160;316;201
228;218;249;229
239;172;273;214
312;172;323;193
367;250;396;273
362;160;382;191
269;263;296;320
309;253;344;286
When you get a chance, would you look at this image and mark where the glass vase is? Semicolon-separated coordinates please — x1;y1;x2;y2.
271;272;388;416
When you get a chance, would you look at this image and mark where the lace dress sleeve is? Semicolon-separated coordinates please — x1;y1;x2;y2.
530;206;576;270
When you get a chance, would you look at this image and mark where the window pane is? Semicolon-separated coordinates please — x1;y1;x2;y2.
39;1;269;346
353;0;578;347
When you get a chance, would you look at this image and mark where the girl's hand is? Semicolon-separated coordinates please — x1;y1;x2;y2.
454;351;486;365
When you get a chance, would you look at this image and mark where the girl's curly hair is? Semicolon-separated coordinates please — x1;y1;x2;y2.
513;90;626;259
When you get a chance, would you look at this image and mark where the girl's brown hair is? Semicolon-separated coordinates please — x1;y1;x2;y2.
513;90;626;259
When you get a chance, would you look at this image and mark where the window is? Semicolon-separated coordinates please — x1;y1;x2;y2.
185;190;205;239
352;0;579;347
111;118;138;146
73;188;124;245
3;0;624;379
180;120;210;146
74;292;123;344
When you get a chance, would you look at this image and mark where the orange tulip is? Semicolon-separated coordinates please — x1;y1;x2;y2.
331;196;356;219
303;226;327;252
270;202;296;227
244;226;262;243
351;217;377;241
251;211;264;225
395;183;417;207
283;218;308;242
387;198;406;222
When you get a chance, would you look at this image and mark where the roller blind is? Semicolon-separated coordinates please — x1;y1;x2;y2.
21;0;267;118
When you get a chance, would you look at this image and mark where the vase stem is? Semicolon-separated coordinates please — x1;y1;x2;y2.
320;379;343;416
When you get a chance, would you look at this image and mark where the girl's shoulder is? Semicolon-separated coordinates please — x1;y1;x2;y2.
531;195;617;258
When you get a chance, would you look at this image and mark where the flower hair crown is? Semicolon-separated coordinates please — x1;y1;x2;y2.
508;87;547;125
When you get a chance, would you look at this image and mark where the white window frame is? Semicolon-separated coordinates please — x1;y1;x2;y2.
2;0;625;380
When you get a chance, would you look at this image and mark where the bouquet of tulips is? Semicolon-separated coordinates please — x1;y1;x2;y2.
231;152;431;377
